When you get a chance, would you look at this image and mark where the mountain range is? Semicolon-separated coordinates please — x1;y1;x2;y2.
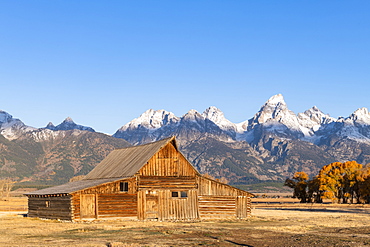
1;94;370;188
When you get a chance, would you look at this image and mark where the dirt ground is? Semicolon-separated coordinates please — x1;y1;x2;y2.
1;205;370;247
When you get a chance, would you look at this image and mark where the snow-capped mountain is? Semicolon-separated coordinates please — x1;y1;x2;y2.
0;110;36;140
117;109;180;132
114;94;343;145
45;117;95;132
111;94;370;183
202;106;236;132
298;106;336;132
113;109;180;144
247;94;301;131
2;93;370;187
114;107;237;144
314;107;370;145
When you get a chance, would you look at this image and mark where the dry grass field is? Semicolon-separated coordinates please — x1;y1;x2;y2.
1;197;370;246
0;197;27;211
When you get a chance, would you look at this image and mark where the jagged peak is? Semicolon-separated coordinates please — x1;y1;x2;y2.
311;106;320;111
202;106;236;130
298;106;336;132
141;109;155;116
301;106;326;117
202;106;224;118
46;122;55;128
63;117;75;123
182;109;202;118
265;93;286;106
349;107;370;123
353;107;369;116
182;109;204;122
46;117;95;132
139;109;177;119
0;110;13;123
303;106;321;114
186;109;200;115
203;106;221;112
119;109;179;131
253;94;294;121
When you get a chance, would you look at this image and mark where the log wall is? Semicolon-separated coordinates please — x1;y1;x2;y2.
138;176;197;190
97;193;137;218
198;195;236;219
197;176;252;219
28;195;72;220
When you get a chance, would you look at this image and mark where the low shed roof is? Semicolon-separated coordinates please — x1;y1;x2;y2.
25;178;124;195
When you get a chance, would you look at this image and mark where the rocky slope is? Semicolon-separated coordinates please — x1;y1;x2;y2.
113;94;370;184
2;93;370;187
0;114;130;185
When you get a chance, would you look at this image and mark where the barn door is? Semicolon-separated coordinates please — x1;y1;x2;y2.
145;192;158;219
80;194;96;219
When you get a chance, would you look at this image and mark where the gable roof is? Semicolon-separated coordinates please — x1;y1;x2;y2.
84;136;179;180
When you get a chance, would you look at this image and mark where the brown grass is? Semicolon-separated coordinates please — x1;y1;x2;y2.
0;196;27;211
1;197;370;246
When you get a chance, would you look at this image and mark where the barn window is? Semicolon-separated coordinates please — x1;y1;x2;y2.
120;182;129;192
172;191;187;198
45;201;50;207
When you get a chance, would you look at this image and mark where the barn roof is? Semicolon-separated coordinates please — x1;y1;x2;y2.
24;177;123;195
84;136;178;180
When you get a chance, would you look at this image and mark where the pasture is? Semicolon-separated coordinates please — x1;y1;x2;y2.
1;196;370;246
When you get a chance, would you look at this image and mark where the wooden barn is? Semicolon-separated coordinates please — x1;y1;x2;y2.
25;137;253;221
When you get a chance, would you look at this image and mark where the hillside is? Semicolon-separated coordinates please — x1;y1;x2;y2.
2;94;370;188
0;126;130;186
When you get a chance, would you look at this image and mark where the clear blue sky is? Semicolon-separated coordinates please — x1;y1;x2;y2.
1;1;369;134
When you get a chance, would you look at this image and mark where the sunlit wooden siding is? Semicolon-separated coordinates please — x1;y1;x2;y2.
77;178;137;194
97;193;137;218
71;193;81;220
159;190;199;220
198;196;236;218
236;196;252;218
136;143;199;220
139;143;197;177
28;195;72;220
137;190;146;220
71;178;138;220
197;176;249;196
137;189;199;221
138;176;197;190
196;176;252;219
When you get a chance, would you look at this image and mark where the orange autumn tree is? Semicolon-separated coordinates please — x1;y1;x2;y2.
285;161;370;204
317;161;363;203
358;164;370;203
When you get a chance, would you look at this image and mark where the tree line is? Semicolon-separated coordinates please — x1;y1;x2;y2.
284;161;370;204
